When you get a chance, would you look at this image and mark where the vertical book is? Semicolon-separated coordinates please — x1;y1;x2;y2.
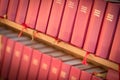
46;0;66;37
7;0;19;21
38;54;52;80
27;50;42;80
17;46;33;80
48;58;62;80
0;38;15;79
83;0;107;53
15;0;29;24
58;63;71;80
68;66;81;80
58;0;79;42
25;0;41;29
109;15;120;64
8;42;24;80
35;0;53;33
71;0;94;48
0;0;9;17
96;3;120;58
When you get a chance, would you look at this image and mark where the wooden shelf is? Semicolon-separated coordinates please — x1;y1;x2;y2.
0;18;119;71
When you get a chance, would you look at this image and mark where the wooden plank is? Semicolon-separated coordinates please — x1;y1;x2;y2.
0;18;119;71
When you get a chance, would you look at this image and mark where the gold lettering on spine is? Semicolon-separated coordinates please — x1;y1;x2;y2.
15;51;20;57
71;76;76;80
80;6;87;13
94;9;101;17
60;71;66;78
52;67;57;74
68;0;75;8
56;0;62;4
33;59;38;66
24;55;28;61
42;63;47;70
106;13;114;22
6;46;11;53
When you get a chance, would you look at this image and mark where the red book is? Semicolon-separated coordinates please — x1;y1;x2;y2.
109;15;120;64
48;58;62;80
0;35;1;63
7;0;19;21
91;76;102;80
0;38;15;79
96;3;120;58
0;35;8;72
35;0;53;33
27;50;42;80
0;0;9;17
25;0;41;29
70;0;94;48
38;54;52;80
8;42;24;80
68;66;81;80
58;0;79;42
15;0;29;24
83;0;107;53
46;0;66;37
0;36;8;65
17;46;33;80
80;71;92;80
106;69;119;80
58;63;71;80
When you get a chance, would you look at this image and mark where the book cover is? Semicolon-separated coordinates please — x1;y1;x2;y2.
68;66;81;80
106;69;119;80
7;0;19;21
25;0;41;29
46;0;66;37
48;57;62;80
0;36;8;73
80;71;92;80
96;3;120;58
27;50;42;80
58;0;79;42
109;15;120;64
0;38;15;79
58;63;71;80
17;46;33;80
15;0;29;24
71;0;94;48
83;0;107;53
8;42;23;80
0;0;9;17
35;0;53;33
38;54;52;80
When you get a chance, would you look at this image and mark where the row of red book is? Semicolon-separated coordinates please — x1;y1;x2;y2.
0;34;119;80
0;0;120;64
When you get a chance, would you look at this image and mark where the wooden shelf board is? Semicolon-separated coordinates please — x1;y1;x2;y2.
0;18;119;71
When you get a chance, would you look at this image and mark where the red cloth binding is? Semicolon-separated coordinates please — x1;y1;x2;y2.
82;52;90;65
0;16;4;18
18;23;28;37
